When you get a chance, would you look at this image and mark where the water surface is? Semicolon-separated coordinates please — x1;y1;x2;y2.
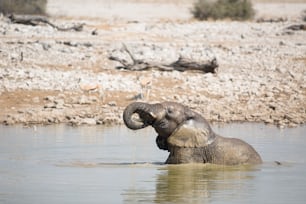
0;123;305;204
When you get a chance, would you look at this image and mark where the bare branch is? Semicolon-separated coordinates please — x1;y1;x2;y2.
109;46;218;74
8;14;84;32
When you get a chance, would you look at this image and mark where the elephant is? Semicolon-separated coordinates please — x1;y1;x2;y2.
123;101;262;165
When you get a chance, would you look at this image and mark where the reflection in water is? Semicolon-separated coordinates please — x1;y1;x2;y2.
124;164;258;203
156;164;254;203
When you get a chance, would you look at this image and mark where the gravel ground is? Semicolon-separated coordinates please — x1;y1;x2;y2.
0;1;305;127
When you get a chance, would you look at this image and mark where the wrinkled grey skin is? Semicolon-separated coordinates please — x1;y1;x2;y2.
123;102;262;165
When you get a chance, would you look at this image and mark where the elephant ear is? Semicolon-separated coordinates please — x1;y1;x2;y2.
167;119;214;148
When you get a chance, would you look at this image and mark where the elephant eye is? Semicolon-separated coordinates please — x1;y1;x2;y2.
167;107;174;115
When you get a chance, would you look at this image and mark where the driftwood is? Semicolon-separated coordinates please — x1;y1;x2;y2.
8;14;84;31
109;44;218;74
286;24;306;31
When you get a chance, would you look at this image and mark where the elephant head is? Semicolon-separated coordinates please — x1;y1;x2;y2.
123;102;215;150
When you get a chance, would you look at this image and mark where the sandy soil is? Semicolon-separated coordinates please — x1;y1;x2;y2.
0;0;305;127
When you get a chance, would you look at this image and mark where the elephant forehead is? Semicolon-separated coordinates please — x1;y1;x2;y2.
161;102;185;118
161;101;184;109
168;120;213;148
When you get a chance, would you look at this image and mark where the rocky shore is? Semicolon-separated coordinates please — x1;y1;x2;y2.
0;1;305;128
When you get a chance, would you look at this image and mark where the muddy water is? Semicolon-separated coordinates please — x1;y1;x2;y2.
0;124;305;204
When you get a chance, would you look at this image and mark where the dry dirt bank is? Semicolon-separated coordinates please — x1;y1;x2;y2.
0;1;305;127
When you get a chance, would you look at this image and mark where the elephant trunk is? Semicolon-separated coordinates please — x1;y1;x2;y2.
123;102;157;130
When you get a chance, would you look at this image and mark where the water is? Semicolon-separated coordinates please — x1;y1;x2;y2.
0;123;305;204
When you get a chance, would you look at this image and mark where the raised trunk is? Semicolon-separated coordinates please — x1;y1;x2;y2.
123;102;155;130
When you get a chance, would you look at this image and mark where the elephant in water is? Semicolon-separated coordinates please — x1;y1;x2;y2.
123;101;262;165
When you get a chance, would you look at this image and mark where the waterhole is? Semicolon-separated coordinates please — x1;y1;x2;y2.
0;123;305;203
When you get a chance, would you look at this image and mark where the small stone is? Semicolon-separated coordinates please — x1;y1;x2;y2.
44;103;56;109
55;103;65;109
81;118;97;125
53;99;65;109
88;96;98;102
41;43;51;51
46;116;56;123
108;101;117;106
64;41;78;47
78;95;91;104
58;93;66;98
44;96;55;102
91;29;98;35
279;41;285;46
83;42;93;47
64;104;73;108
54;99;65;104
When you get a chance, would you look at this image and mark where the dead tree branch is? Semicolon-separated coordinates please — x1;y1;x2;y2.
109;44;218;73
286;24;306;31
169;56;218;73
8;14;84;31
